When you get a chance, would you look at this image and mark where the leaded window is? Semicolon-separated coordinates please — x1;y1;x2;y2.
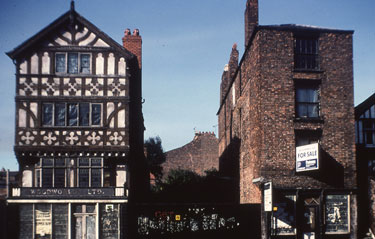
78;158;103;188
55;53;91;74
42;103;102;127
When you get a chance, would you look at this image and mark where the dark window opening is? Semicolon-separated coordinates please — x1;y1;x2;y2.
295;131;321;147
294;37;319;70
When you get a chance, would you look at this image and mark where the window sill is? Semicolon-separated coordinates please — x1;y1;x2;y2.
294;117;324;123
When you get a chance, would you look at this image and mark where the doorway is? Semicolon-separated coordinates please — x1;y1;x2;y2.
73;204;97;239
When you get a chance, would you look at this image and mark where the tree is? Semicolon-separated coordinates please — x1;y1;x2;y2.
144;136;166;185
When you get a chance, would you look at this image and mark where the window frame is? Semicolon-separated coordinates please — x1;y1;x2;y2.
55;52;92;75
294;80;321;120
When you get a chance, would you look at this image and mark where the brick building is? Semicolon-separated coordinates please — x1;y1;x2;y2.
5;2;146;238
162;132;218;176
355;93;375;237
218;0;357;238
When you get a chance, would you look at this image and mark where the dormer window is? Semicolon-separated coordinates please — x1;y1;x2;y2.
55;53;91;74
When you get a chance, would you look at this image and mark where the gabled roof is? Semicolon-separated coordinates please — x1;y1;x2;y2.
355;92;375;119
7;3;134;60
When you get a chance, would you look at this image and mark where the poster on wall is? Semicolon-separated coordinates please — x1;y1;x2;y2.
325;195;349;233
296;143;319;172
36;209;52;237
264;182;272;212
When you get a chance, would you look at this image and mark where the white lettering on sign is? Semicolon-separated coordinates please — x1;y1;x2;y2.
296;143;319;172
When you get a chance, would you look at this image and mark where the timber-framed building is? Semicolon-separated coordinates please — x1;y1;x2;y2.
6;2;146;238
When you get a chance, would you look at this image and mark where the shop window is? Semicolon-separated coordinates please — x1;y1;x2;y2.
35;204;52;239
55;52;91;74
294;37;319;70
325;195;350;234
271;195;296;235
295;85;320;119
73;204;97;239
42;103;102;127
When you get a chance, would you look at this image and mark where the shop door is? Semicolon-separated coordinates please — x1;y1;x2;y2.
300;197;320;239
74;205;96;239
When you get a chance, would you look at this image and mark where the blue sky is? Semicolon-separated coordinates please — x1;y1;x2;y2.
0;0;374;170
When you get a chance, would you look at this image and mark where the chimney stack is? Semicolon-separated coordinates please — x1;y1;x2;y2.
122;28;142;69
245;0;259;48
220;44;239;103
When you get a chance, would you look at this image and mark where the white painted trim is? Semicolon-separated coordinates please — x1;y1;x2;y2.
68;203;71;239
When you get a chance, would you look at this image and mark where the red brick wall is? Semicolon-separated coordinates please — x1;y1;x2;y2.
218;28;356;204
163;132;219;176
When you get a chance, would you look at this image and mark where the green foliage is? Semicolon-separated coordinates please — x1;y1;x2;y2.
144;136;166;184
150;168;234;203
164;169;202;187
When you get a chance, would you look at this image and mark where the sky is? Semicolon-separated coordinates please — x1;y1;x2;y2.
0;0;374;171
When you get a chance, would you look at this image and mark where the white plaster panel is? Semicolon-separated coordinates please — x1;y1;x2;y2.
19;60;28;74
75;27;89;41
118;109;126;128
30;103;37;128
95;53;104;75
107;103;115;128
86;78;104;96
107;53;115;75
94;38;110;47
61;30;72;41
119;78;126;96
118;58;126;76
41;52;50;74
22;170;32;187
116;167;127;187
78;32;96;46
54;37;68;46
18;109;26;127
30;54;39;74
63;78;81;96
41;78;59;96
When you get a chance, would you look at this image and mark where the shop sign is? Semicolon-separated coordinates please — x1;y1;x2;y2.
20;188;117;198
264;182;272;212
296;143;319;172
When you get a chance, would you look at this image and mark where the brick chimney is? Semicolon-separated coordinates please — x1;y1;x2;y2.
228;43;239;79
220;44;239;103
245;0;258;48
122;28;142;69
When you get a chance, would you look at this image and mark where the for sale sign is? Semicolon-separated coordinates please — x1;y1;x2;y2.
296;143;319;172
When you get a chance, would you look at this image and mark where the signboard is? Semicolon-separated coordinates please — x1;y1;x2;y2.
296;143;319;172
264;182;272;212
19;188;119;198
